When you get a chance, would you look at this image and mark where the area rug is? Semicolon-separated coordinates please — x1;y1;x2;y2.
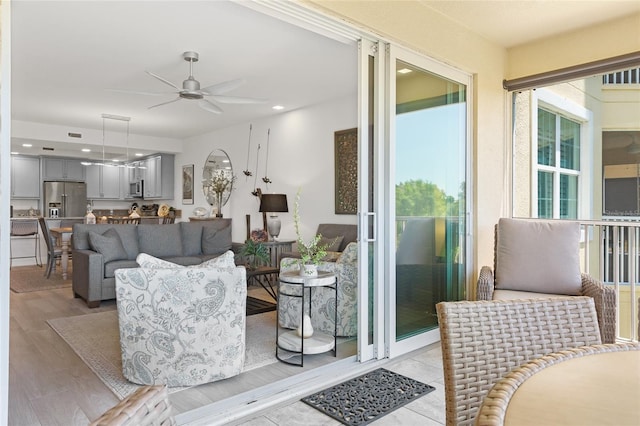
302;368;435;426
47;309;280;400
10;265;72;293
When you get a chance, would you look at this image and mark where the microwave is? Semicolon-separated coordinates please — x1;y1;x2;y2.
129;180;143;198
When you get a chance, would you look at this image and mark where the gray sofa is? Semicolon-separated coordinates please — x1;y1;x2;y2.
72;219;232;307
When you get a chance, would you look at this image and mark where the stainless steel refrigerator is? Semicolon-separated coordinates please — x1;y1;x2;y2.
43;181;87;218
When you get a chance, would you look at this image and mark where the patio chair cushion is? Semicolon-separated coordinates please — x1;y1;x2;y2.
495;218;582;295
88;228;128;263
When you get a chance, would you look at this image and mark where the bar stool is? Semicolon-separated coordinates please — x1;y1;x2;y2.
10;219;42;268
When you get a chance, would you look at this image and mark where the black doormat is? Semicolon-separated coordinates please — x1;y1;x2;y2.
302;368;435;426
246;296;276;316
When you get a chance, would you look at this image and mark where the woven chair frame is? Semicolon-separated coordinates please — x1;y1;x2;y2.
476;223;617;344
90;385;175;426
475;342;640;426
436;297;602;426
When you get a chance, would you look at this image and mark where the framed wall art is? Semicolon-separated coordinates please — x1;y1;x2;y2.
182;164;194;205
334;128;358;214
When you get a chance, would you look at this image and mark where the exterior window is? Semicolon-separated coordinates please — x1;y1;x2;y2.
536;108;581;219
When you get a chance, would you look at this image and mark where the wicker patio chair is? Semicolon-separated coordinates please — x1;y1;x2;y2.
475;342;640;426
90;384;175;426
436;297;602;426
477;218;617;343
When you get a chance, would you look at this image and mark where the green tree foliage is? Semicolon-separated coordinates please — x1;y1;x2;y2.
396;179;460;217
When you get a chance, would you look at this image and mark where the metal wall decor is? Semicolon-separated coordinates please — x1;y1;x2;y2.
334;128;358;214
182;164;194;204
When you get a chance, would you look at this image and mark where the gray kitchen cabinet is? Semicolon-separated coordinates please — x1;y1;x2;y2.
142;154;174;200
11;155;40;198
42;157;85;181
86;164;122;199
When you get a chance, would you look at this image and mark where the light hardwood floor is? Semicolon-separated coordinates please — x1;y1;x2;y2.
9;282;356;425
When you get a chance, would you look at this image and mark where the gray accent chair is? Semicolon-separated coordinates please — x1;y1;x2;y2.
72;219;232;307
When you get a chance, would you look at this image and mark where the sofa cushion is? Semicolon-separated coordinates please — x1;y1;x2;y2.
202;224;232;255
137;224;183;258
104;259;139;278
180;222;204;256
88;228;128;263
495;218;582;296
319;235;343;252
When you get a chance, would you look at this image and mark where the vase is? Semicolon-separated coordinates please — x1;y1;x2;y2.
300;263;318;277
215;192;223;218
296;314;314;338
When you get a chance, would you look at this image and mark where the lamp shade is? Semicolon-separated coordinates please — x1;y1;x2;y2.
259;194;289;213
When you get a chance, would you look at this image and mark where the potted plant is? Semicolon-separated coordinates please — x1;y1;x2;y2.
293;189;331;276
241;238;270;270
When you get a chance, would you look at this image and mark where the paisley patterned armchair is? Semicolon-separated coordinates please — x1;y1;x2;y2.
278;242;358;337
114;264;247;386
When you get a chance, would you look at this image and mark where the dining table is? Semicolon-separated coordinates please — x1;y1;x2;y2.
49;227;73;280
476;343;640;426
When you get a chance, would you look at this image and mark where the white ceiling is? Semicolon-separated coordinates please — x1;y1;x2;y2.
10;1;640;158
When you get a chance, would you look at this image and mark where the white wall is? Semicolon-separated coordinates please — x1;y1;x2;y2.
175;95;358;243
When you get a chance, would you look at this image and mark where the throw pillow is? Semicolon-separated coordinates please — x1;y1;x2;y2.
200;250;236;268
136;253;180;269
495;218;582;295
202;225;232;255
319;235;344;252
136;251;236;269
88;228;128;263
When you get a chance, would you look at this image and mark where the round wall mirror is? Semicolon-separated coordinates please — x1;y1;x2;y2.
202;149;234;207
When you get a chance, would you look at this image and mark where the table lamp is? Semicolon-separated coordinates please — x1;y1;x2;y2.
259;194;288;241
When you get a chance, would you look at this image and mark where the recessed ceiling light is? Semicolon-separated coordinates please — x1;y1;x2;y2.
272;105;284;110
82;148;91;152
81;161;92;166
135;153;144;157
22;143;32;147
397;68;412;74
112;159;119;162
11;151;19;155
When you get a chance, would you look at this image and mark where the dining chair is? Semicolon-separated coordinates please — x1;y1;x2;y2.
38;217;62;278
10;218;42;268
161;216;175;224
89;384;175;426
107;217;141;224
476;218;617;343
436;297;602;426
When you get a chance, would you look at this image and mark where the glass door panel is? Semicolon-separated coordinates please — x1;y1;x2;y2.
390;51;469;355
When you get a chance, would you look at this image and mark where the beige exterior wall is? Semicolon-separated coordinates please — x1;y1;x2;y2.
306;0;509;278
507;13;640;79
303;1;639;294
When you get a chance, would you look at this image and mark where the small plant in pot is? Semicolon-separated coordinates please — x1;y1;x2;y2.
241;239;270;270
293;189;331;277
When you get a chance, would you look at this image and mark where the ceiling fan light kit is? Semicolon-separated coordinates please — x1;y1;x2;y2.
117;51;266;114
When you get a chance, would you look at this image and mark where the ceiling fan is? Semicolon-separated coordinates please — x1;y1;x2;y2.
113;51;266;114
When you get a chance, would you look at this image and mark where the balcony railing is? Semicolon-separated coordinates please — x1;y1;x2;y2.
579;219;639;342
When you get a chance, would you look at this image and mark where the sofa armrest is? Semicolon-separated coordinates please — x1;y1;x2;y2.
72;249;105;307
476;266;495;301
581;273;617;343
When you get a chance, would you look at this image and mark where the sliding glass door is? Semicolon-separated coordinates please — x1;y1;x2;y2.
387;47;470;357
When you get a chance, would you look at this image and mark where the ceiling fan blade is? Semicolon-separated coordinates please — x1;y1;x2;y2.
201;78;246;95
107;88;173;96
148;97;181;110
145;71;181;90
198;99;223;114
209;94;267;104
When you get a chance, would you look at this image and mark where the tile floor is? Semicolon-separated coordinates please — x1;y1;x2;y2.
234;343;446;425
